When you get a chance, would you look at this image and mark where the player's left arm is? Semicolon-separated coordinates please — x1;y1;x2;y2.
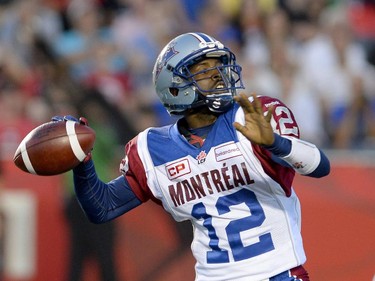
234;93;330;178
263;96;330;177
264;133;330;177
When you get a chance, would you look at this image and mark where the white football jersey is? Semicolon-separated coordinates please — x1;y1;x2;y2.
123;96;306;281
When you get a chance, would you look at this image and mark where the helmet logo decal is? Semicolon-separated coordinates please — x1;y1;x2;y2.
155;43;179;79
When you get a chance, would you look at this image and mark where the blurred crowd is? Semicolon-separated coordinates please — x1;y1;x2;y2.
1;0;375;161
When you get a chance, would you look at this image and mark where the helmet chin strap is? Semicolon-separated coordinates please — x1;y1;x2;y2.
192;91;234;113
205;92;234;112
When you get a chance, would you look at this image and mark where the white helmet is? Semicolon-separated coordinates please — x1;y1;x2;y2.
152;32;244;115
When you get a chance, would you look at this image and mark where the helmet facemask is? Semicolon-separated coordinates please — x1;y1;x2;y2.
171;52;244;114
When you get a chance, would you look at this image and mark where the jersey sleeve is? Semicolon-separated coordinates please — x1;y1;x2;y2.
260;96;300;139
251;96;329;196
120;135;156;203
251;96;300;196
73;160;142;224
259;96;330;177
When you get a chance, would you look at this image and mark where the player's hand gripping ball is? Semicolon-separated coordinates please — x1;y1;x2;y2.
13;116;95;176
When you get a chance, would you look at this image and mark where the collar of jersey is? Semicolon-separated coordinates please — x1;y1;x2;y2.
171;117;219;153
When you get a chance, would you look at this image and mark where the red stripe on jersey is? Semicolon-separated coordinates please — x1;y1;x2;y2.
125;136;161;204
250;95;299;196
252;144;295;197
258;95;300;139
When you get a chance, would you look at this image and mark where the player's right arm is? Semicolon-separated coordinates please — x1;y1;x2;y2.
73;159;142;224
73;133;156;224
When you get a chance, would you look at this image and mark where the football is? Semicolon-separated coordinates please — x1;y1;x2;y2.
13;120;96;176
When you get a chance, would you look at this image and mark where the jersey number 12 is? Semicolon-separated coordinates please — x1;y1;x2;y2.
192;188;275;263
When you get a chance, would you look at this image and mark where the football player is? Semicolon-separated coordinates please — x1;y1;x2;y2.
70;32;330;281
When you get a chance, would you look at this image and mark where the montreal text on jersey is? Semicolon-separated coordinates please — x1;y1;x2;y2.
168;161;255;207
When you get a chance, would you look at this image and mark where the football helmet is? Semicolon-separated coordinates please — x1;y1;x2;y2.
152;32;244;115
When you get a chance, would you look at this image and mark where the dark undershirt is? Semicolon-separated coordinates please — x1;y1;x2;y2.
179;122;215;148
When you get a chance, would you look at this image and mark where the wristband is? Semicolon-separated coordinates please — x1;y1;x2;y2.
263;133;291;157
281;137;321;175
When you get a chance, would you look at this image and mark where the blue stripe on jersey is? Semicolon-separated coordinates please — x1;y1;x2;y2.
146;125;188;165
147;105;239;166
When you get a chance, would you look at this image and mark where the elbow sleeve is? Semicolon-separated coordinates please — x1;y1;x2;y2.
281;137;325;175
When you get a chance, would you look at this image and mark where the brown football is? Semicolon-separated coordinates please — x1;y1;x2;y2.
13;120;96;176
